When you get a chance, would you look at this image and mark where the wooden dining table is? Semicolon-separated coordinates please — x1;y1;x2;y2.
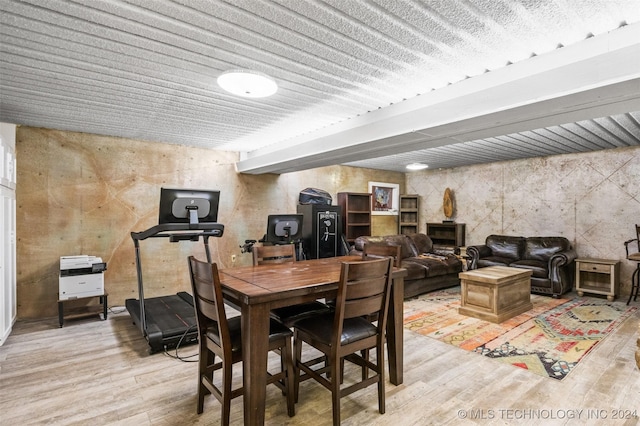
218;255;407;426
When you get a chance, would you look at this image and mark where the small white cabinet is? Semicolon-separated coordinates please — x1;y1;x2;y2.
1;123;17;346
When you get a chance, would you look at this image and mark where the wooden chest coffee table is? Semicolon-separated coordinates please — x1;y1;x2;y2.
459;266;533;323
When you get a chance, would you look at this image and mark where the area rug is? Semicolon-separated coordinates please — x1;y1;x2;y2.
403;288;637;380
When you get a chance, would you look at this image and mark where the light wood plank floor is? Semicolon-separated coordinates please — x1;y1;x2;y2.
1;294;638;426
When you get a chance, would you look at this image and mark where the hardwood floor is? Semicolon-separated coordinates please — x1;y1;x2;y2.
1;294;638;426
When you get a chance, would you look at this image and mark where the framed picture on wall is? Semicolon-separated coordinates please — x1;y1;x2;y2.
368;181;399;215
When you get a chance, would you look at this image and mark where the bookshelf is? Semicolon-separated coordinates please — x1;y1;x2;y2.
398;195;419;235
337;192;371;243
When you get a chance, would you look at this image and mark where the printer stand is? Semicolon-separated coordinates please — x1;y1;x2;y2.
58;294;108;327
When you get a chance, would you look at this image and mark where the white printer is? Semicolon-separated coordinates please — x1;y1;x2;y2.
59;255;107;300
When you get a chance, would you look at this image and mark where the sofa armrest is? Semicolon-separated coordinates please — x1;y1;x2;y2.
466;245;491;270
549;248;577;266
548;248;578;295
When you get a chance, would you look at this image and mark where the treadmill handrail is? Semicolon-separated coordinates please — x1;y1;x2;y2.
131;222;224;241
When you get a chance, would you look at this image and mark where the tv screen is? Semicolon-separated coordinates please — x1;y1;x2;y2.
265;214;303;244
158;188;220;225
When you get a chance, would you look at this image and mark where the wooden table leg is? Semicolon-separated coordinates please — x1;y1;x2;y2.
102;295;108;320
58;301;64;328
386;275;404;385
241;302;270;426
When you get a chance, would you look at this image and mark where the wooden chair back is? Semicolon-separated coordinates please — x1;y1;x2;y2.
188;256;231;355
362;243;401;268
334;258;393;336
625;224;640;260
253;244;296;265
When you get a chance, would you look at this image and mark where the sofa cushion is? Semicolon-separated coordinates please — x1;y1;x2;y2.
407;233;433;254
353;234;418;258
524;237;571;261
403;254;461;278
477;257;512;268
485;235;525;261
398;260;427;280
510;259;548;279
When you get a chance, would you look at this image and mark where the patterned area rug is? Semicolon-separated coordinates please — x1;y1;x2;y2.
404;288;637;380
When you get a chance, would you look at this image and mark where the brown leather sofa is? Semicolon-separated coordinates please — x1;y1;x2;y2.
466;235;577;297
349;233;462;299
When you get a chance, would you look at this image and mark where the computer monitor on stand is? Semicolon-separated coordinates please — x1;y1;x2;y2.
158;188;220;228
264;214;304;259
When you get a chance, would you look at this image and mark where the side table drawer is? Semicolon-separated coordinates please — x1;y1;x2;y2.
579;262;611;273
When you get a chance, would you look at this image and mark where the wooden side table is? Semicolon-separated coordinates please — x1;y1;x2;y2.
58;294;108;327
575;258;619;301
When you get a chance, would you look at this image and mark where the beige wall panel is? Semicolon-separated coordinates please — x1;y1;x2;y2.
16;127;403;318
407;145;640;298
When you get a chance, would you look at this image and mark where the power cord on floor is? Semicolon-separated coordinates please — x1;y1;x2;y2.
163;324;199;362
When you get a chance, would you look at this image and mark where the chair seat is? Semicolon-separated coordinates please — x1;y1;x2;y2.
271;301;332;327
628;253;640;262
205;316;292;353
294;312;377;346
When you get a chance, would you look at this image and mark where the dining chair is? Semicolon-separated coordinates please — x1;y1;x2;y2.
360;242;401;324
252;244;332;327
187;256;295;425
292;257;393;426
362;242;402;267
624;224;640;305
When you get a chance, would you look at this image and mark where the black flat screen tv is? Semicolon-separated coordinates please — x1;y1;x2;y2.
265;214;303;244
158;188;220;226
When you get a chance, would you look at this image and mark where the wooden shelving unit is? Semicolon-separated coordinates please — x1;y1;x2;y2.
426;222;466;247
337;192;371;244
398;195;419;235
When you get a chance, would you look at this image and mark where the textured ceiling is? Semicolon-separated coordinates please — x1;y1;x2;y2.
1;0;639;174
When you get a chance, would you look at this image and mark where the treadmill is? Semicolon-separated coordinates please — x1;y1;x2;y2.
126;188;224;354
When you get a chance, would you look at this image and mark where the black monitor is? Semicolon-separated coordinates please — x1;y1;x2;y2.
158;188;220;226
265;214;303;244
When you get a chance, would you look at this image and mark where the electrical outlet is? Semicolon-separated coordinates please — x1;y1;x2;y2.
231;254;237;264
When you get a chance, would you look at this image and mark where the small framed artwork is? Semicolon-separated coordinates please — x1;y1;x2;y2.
368;181;399;215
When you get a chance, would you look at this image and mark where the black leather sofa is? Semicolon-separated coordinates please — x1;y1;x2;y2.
466;235;577;297
349;233;462;299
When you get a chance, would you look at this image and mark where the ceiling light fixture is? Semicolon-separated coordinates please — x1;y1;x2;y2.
406;163;429;171
217;70;278;98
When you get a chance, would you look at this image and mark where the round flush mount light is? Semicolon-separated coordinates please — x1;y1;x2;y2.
406;163;429;171
217;70;278;98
